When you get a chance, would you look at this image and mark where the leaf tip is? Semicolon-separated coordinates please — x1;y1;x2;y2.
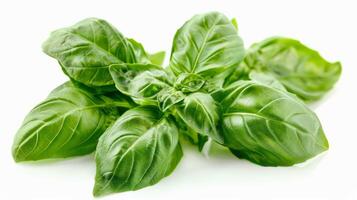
323;137;330;151
92;174;114;197
92;182;106;197
231;18;238;31
11;144;24;163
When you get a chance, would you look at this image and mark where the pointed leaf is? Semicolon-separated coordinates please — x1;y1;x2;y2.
12;82;132;162
169;12;245;88
242;37;342;101
175;92;222;143
213;81;329;166
42;18;142;90
94;106;182;196
149;51;166;66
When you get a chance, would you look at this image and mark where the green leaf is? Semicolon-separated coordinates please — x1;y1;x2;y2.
149;51;166;66
42;18;138;90
12;82;132;162
128;39;166;66
127;38;151;64
212;81;329;166
110;63;173;105
169;12;245;88
109;63;186;112
223;63;250;87
242;37;342;101
93;106;182;196
198;135;210;152
157;87;185;112
175;92;222;143
171;111;199;144
231;18;238;31
248;71;287;91
174;73;206;93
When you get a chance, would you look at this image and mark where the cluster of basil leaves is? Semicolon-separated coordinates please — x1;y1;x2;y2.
12;12;341;196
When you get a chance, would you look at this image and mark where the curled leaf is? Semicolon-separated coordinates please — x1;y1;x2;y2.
110;63;173;105
242;37;342;101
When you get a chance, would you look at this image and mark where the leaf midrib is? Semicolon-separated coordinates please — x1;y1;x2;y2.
62;30;124;65
96;117;166;193
190;16;222;73
223;112;309;135
16;100;128;158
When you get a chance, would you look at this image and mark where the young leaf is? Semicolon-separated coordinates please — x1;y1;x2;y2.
127;38;151;64
12;82;132;162
157;87;185;112
94;106;182;196
242;37;342;101
174;73;206;93
42;18;141;90
109;63;173;105
175;92;222;143
128;38;166;65
212;81;329;166
169;12;245;88
231;18;238;31
149;51;166;66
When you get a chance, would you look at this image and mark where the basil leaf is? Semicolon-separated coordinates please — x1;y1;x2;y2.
174;73;206;93
169;12;245;88
157;87;185;112
242;37;342;101
127;38;151;64
149;51;166;66
12;82;132;162
231;18;238;31
109;63;186;112
42;18;137;90
213;81;329;166
248;71;287;91
128;38;166;66
223;63;250;87
110;63;173;105
93;106;182;196
175;92;222;143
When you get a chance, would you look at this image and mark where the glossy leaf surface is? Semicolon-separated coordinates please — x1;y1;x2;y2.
157;87;185;112
42;18;138;89
213;81;329;166
110;63;173;105
175;92;222;143
248;71;287;91
12;82;132;162
174;73;206;93
127;38;151;64
242;37;342;101
94;106;182;196
169;12;245;87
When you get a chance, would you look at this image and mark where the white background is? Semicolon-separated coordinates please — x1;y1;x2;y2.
0;0;356;199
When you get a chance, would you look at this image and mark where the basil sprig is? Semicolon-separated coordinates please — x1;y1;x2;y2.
12;12;341;196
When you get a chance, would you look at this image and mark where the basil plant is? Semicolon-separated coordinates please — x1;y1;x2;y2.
12;12;341;197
